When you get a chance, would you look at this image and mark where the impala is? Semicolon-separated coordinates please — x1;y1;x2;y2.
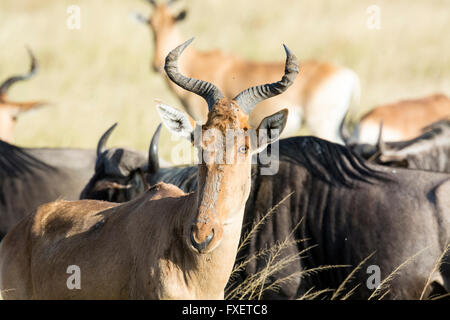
0;47;44;143
133;0;360;142
357;94;450;144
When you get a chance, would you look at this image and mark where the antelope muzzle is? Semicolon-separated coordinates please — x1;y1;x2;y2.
189;220;222;254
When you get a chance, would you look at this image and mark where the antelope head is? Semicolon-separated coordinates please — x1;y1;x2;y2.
133;0;187;73
0;47;45;142
157;39;299;254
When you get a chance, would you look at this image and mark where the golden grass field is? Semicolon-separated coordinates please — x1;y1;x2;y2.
1;0;449;162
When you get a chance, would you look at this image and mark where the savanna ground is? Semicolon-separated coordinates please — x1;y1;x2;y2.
0;0;449;163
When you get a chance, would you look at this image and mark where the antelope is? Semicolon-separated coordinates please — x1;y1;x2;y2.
0;39;297;299
81;116;450;299
357;94;450;144
133;0;360;142
0;47;44;143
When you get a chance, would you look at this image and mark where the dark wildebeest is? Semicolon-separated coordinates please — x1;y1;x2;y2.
80;123;195;202
0;138;103;240
79;123;148;203
341;118;450;173
81;123;450;300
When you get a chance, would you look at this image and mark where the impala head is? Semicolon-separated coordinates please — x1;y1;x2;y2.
133;0;187;73
158;38;298;254
0;47;44;142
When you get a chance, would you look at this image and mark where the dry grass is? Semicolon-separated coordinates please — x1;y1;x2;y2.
330;251;376;300
226;193;351;300
420;244;450;300
367;247;430;300
231;239;450;300
0;0;449;163
226;194;450;300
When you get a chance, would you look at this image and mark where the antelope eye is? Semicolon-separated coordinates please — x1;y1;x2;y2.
238;145;248;154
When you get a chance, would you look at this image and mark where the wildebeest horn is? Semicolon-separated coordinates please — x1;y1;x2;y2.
233;45;299;115
376;121;385;154
97;123;118;158
164;38;225;111
339;111;353;146
0;46;38;98
148;123;162;174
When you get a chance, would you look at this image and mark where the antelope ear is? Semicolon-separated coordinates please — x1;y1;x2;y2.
252;109;288;153
17;101;47;111
174;10;187;22
157;103;194;141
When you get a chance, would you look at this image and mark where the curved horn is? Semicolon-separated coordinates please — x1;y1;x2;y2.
0;46;38;98
148;123;162;174
164;38;224;111
233;45;299;115
97;123;118;158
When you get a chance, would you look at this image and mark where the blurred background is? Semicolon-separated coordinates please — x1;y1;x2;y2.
0;0;449;163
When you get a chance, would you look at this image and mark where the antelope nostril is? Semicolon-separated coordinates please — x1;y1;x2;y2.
190;227;214;253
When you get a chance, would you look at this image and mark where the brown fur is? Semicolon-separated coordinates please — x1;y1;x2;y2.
0;99;254;300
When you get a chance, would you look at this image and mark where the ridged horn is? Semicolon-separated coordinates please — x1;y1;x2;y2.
0;47;38;98
148;123;162;174
164;38;224;111
233;45;299;114
97;123;118;158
